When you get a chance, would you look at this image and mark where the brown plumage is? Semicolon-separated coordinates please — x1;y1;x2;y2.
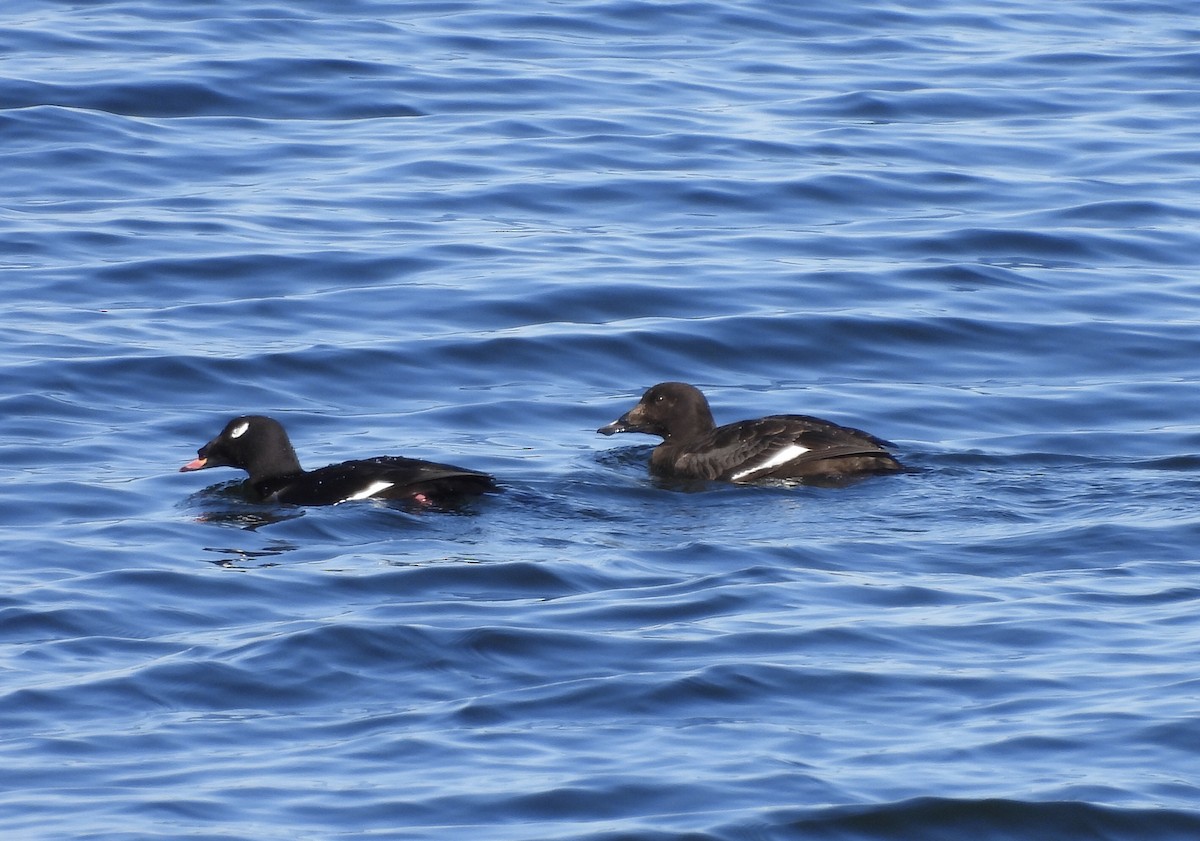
597;382;903;483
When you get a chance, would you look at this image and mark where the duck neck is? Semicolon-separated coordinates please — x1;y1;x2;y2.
245;432;303;482
666;399;716;443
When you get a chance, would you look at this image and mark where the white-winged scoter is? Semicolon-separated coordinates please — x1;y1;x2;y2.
597;382;903;483
180;415;497;506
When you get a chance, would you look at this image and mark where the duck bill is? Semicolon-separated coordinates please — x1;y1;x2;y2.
597;409;641;436
179;456;209;472
597;419;627;436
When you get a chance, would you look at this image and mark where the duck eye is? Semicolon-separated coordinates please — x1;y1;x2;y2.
229;421;250;439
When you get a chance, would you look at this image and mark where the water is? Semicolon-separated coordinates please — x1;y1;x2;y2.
3;1;1200;838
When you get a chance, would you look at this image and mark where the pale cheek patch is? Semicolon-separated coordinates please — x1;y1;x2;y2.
340;480;395;503
229;421;250;439
730;443;810;482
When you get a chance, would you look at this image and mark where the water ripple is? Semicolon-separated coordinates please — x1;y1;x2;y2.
4;0;1200;838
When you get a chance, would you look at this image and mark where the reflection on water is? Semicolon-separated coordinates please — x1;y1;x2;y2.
183;481;302;531
201;543;294;569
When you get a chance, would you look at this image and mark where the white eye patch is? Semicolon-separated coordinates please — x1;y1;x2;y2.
229;421;250;439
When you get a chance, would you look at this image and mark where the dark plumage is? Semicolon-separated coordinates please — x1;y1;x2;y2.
180;415;497;506
597;382;903;483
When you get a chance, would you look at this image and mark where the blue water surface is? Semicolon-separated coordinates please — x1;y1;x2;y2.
4;1;1200;838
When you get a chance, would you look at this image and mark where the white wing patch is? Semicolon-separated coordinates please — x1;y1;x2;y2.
729;443;810;482
340;480;395;502
229;421;250;439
